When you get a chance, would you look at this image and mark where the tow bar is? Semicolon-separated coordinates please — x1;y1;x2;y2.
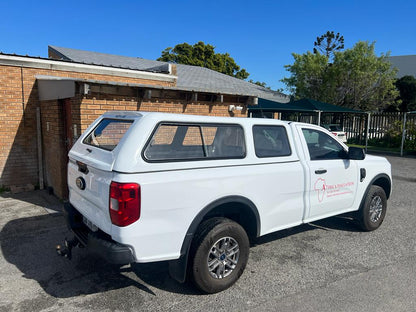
56;237;80;260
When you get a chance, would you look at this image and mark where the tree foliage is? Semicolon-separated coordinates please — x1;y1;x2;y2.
281;52;329;101
395;75;416;112
282;41;399;111
157;41;249;79
313;31;344;59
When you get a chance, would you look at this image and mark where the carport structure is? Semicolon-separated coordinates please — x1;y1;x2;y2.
249;99;416;156
248;97;363;125
248;97;368;146
290;98;362;125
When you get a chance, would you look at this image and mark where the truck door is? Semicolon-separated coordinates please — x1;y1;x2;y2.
297;126;359;221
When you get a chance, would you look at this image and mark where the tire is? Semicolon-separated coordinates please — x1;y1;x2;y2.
190;218;249;293
357;185;387;231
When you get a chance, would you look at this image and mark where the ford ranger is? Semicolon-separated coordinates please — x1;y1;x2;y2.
58;111;392;293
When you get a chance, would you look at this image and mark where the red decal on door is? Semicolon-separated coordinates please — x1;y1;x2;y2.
314;178;326;202
314;179;354;202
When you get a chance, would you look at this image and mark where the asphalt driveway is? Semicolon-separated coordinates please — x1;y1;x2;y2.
0;155;415;312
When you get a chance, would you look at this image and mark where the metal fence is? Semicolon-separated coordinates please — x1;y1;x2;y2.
357;112;416;143
280;111;416;153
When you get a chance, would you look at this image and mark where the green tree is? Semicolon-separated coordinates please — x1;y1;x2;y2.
332;42;399;111
395;75;416;112
158;41;249;79
282;41;399;111
281;51;329;100
313;31;344;59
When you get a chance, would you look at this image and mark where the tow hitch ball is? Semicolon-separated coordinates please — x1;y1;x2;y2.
56;237;79;260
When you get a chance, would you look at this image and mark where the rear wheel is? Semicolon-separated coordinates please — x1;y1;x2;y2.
357;185;387;231
190;218;249;293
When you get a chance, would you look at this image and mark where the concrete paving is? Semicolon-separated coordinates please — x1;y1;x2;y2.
0;155;415;312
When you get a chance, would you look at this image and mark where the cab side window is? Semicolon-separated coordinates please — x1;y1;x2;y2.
302;128;346;160
253;125;291;157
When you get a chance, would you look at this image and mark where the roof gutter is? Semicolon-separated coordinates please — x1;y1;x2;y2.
0;54;177;83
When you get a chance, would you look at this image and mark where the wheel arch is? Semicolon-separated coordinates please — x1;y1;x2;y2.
356;174;390;231
358;173;392;210
370;173;392;199
168;195;260;283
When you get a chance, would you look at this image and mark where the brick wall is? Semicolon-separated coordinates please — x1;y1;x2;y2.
40;99;67;197
75;95;247;134
0;66;38;189
0;62;176;196
0;61;248;198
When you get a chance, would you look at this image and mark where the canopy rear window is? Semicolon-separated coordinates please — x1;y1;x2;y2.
83;119;133;151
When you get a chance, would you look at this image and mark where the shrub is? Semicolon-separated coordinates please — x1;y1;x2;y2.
382;120;416;150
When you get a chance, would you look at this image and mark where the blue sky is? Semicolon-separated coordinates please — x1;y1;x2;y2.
1;0;415;91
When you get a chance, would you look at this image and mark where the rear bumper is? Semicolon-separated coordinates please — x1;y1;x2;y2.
63;202;135;264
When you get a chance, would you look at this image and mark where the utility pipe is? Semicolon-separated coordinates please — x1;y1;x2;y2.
36;107;44;190
365;113;371;152
401;112;408;157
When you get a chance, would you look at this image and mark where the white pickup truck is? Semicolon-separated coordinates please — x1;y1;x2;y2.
59;111;392;293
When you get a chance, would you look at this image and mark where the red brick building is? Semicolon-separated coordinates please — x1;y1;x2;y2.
0;46;289;198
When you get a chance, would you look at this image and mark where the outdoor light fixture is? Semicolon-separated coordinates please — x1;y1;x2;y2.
144;89;152;100
83;83;90;95
228;105;243;112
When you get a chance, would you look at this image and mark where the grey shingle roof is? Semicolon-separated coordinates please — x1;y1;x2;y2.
48;45;289;103
389;55;416;78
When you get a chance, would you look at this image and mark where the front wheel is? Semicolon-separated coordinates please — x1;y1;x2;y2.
356;185;387;231
190;218;249;293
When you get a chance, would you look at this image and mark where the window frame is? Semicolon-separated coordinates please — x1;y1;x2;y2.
142;121;247;163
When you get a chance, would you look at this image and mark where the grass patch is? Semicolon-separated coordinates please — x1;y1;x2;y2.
348;144;400;153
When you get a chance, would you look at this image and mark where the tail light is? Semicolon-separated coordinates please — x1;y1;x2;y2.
109;182;140;227
332;132;338;136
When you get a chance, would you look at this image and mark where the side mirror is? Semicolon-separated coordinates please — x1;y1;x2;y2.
348;147;365;160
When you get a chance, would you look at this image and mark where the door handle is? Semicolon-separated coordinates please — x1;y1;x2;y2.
315;169;327;174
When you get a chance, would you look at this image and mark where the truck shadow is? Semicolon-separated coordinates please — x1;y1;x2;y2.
255;215;360;246
0;212;201;298
1;211;360;298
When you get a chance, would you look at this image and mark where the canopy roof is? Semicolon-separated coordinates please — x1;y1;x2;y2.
249;98;363;113
291;98;362;113
248;98;311;112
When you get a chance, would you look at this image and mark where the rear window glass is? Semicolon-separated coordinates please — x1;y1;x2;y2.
83;119;133;151
323;125;342;131
144;123;245;161
253;125;291;157
329;125;342;131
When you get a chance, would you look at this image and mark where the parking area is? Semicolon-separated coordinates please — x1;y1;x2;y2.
0;155;415;312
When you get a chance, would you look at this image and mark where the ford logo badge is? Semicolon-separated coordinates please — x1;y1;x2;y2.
76;177;86;190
